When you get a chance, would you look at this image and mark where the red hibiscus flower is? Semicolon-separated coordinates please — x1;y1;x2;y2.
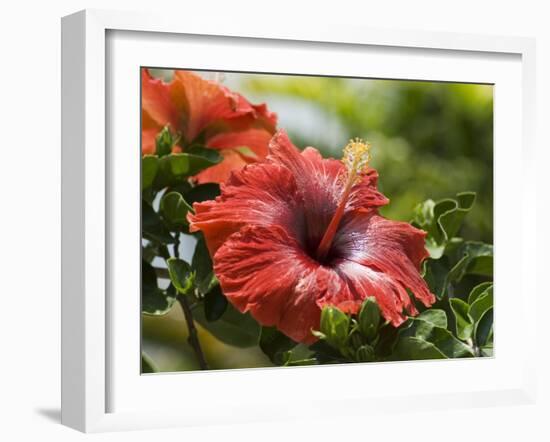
141;68;277;183
188;131;435;343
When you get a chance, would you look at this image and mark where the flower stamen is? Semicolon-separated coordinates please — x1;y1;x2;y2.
316;138;371;262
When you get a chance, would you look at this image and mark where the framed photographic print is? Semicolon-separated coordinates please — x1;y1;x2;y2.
61;9;537;433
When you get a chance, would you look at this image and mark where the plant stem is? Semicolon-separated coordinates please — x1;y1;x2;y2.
174;233;180;259
178;295;208;370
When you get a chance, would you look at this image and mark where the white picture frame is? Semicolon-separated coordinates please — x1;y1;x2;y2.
61;9;538;433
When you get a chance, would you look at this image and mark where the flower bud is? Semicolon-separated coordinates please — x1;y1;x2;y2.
356;344;375;362
358;297;381;342
319;306;350;349
155;125;174;157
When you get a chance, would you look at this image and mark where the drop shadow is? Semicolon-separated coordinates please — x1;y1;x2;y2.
35;407;61;423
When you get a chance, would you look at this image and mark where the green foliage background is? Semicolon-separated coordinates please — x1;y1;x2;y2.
142;71;493;371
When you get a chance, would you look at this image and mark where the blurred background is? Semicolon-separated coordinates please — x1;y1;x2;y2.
143;69;493;371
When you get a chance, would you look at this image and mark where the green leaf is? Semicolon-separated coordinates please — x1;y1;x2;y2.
358;297;381;342
397;314;474;358
142;260;177;315
166;258;194;295
398;310;447;342
155;125;175;157
186;145;223;164
153;150;222;189
447;241;493;282
426;242;493;299
415;309;448;329
185;183;221;205
281;344;317;366
203;285;228;321
142;155;159;191
475;308;493;347
142;201;174;244
423;258;450;299
192;302;261;348
438;192;476;241
160;191;193;228
374;322;401;357
259;326;297;365
355;344;376;362
422;326;475;358
142;242;160;263
469;286;493;324
308;340;349;364
393;337;447;360
319;306;350;349
277;344;316;366
412;192;476;259
468;282;493;305
192;235;215;294
141;352;158;373
449;298;474;340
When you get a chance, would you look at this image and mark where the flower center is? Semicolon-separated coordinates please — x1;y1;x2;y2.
316;138;371;262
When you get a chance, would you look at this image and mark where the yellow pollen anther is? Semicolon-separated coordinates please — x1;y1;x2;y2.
316;138;372;262
342;138;371;184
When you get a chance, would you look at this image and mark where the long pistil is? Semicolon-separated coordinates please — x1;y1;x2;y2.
316;138;371;262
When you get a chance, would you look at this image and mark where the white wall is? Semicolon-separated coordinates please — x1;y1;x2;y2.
0;1;548;440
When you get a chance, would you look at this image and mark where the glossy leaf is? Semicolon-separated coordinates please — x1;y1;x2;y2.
393;337;447;360
412;192;476;259
192;302;261;348
185;183;221;205
423;258;450;299
423;326;475;358
319;306;350;349
450;298;474;340
166;258;194;295
155;125;175;157
426;241;493;299
280;344;317;366
142;155;159;190
259;326;297;364
192;235;215;294
153;150;222;189
447;241;493;282
468;282;493;305
142;260;177;315
160;191;193;228
475;308;493;347
358;297;381;342
355;344;376;362
480;345;494;357
142;201;174;244
203;284;228;322
469;287;493;324
397;313;474;358
415;309;448;329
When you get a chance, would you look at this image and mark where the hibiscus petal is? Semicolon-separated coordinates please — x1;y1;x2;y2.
193;149;252;185
332;212;435;324
335;259;418;326
169;71;273;142
249;102;278;133
141;69;179;132
268;131;388;250
214;225;351;344
207;128;273;159
141;128;158;156
188;162;304;255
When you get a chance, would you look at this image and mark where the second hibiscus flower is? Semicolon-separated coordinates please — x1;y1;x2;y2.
188;131;436;344
141;68;277;184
